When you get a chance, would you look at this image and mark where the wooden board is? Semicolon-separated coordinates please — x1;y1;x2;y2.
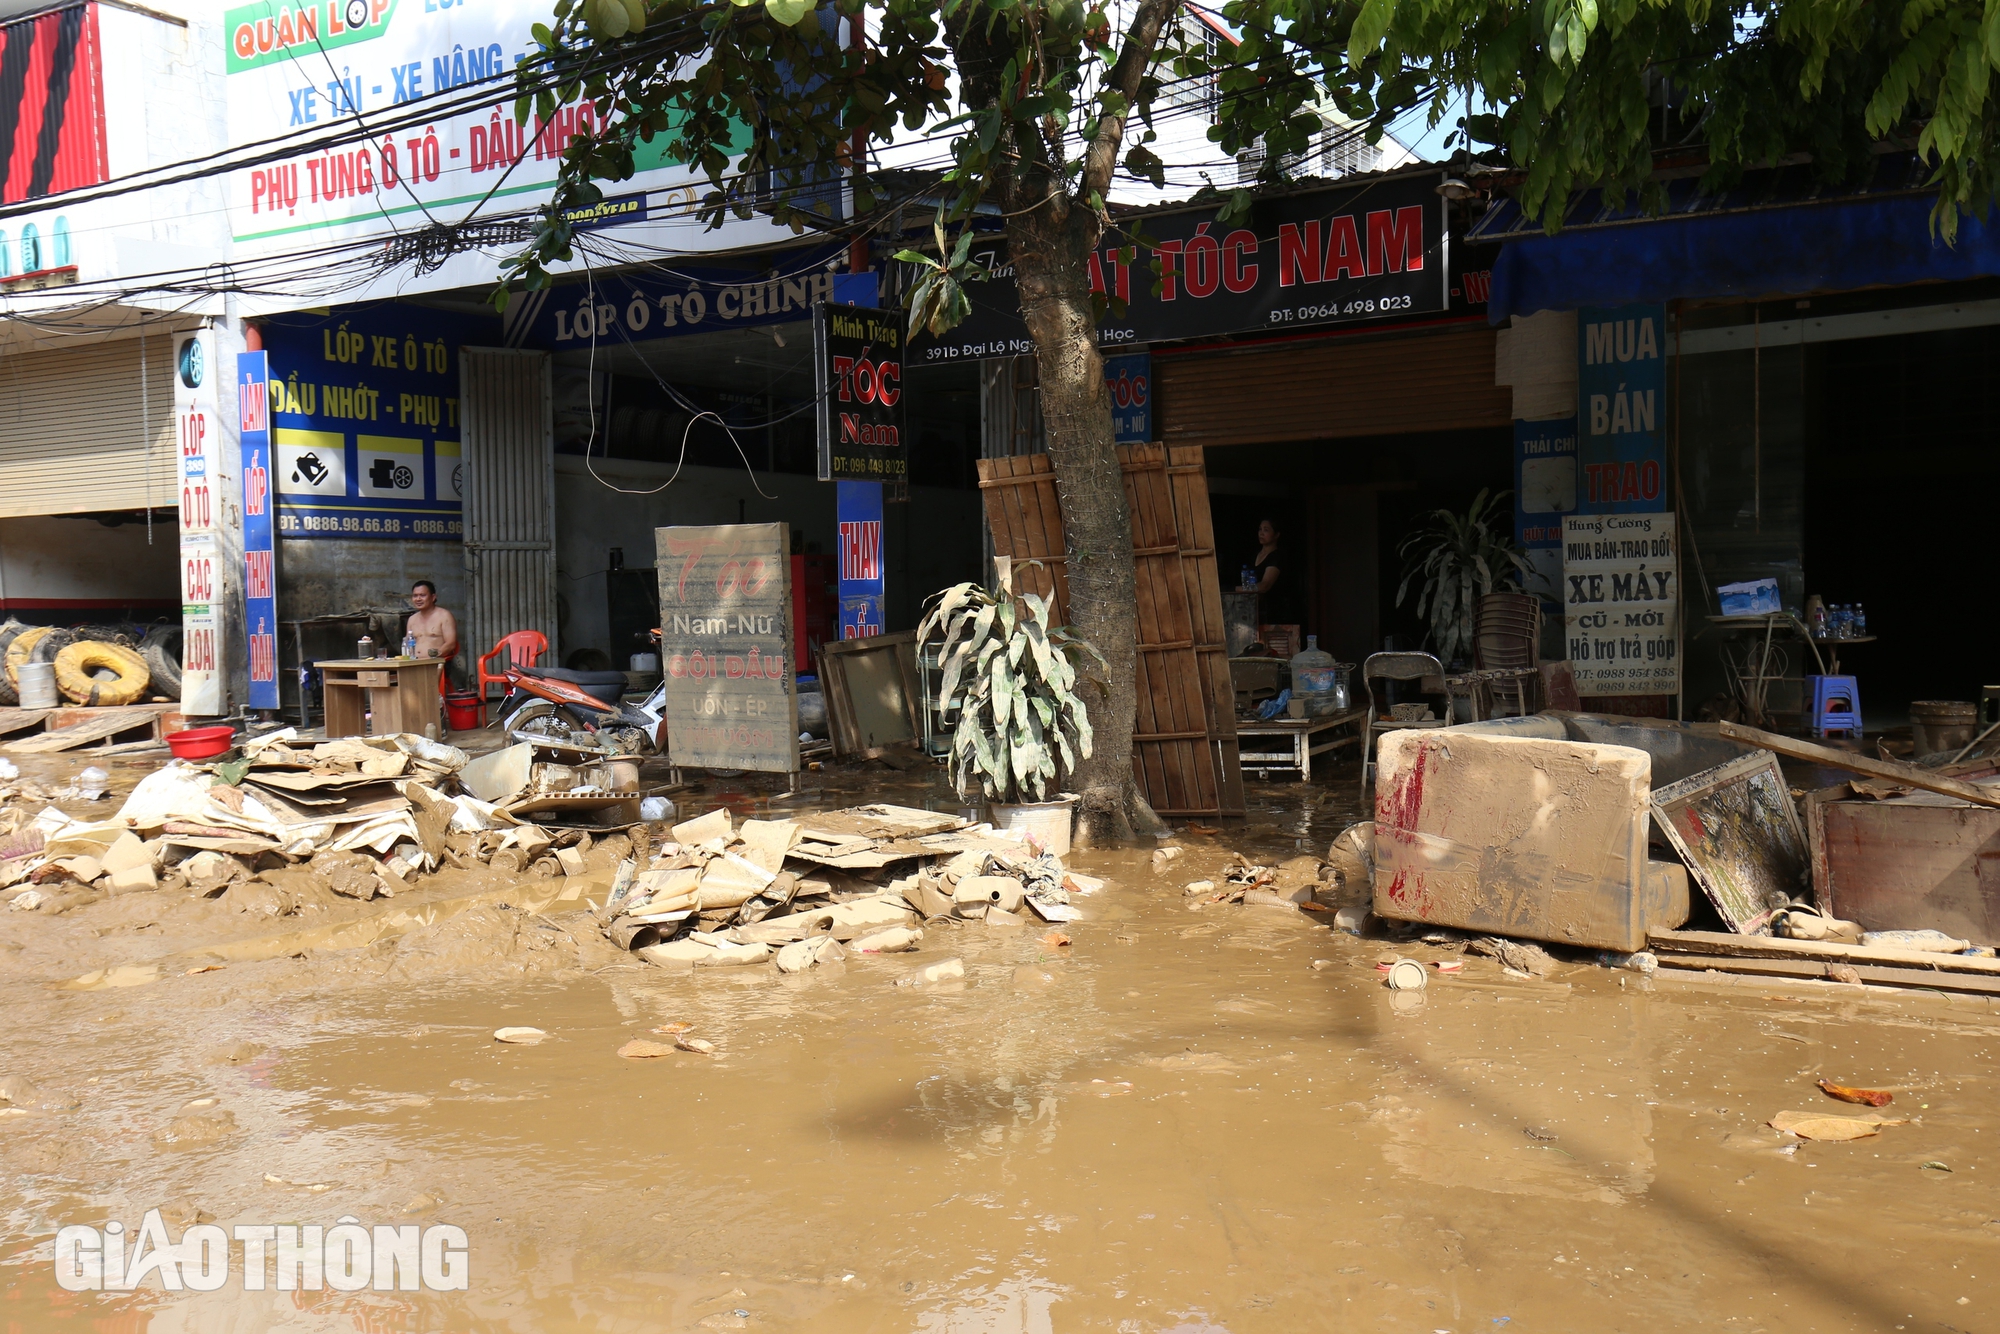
0;708;52;738
819;632;922;758
4;710;166;754
1650;750;1810;933
1165;447;1245;816
1650;927;2000;975
1120;444;1217;817
1653;952;2000;996
975;454;1069;616
975;448;1245;818
1718;720;2000;809
1808;795;2000;941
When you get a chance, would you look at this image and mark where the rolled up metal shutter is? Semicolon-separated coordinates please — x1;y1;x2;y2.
460;347;556;681
0;332;179;517
1156;322;1514;447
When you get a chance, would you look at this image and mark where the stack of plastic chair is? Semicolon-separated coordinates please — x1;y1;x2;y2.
1805;674;1862;738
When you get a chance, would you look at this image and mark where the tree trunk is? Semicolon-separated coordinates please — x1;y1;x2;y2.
941;5;1175;845
1007;208;1155;843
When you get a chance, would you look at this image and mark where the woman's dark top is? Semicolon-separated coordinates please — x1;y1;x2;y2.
1254;546;1302;625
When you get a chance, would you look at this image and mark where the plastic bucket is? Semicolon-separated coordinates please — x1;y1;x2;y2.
444;691;484;731
990;795;1076;858
17;661;56;709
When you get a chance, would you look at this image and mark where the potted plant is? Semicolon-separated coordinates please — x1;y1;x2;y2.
1394;488;1529;669
918;563;1100;856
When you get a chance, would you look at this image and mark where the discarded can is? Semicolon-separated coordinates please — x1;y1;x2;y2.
1385;959;1427;991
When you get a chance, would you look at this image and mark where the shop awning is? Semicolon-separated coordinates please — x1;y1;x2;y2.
1473;155;2000;321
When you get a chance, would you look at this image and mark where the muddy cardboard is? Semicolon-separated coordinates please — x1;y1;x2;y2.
1372;728;1662;951
655;523;799;773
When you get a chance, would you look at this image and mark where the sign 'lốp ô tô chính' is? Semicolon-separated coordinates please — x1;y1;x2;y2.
655;524;799;773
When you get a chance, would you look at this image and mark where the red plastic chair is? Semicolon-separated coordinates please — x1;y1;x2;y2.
477;630;548;700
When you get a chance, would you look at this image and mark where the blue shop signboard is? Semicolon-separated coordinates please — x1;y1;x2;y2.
1575;304;1667;514
259;305;496;540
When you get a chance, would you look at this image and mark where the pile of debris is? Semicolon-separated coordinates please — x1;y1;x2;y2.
1348;712;2000;995
1166;846;1345;913
0;728;646;916
606;803;1100;972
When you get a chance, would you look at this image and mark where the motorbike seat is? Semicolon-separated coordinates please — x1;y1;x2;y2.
521;665;630;707
523;666;630;687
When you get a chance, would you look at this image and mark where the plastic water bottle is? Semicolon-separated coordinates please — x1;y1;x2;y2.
1831;604;1851;639
401;632;417;658
1239;563;1257;591
1852;603;1866;637
1290;635;1337;693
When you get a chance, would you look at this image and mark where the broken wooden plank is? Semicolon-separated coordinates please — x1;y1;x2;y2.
1654;951;2000;997
1717;721;2000;810
5;711;159;754
0;708;51;737
1649;927;2000;975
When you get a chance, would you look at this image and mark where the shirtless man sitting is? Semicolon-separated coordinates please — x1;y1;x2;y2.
405;580;462;684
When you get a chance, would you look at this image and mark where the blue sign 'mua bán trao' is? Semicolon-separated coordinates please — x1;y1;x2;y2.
1575;304;1667;514
260;306;491;541
237;351;279;709
836;480;884;639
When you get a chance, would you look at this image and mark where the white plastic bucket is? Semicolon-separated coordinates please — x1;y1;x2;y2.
990;795;1076;858
17;661;56;709
630;653;660;672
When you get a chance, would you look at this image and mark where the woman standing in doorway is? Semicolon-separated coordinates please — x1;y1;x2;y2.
1248;518;1301;627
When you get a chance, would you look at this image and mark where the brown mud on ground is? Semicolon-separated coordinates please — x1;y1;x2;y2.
0;753;1994;1330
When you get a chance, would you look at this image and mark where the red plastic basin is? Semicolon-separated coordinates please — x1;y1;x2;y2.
167;725;235;759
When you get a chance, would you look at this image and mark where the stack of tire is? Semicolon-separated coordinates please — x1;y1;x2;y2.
0;621;180;707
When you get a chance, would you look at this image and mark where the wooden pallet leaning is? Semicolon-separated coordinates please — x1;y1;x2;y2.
974;453;1069;615
1118;444;1221;816
976;451;1244;817
2;704;180;754
1165;446;1246;815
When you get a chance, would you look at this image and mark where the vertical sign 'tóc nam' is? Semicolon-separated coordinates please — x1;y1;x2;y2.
815;304;905;484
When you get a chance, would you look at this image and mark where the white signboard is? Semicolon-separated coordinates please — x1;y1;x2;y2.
222;0;787;300
1561;512;1680;697
175;331;226;716
655;524;798;774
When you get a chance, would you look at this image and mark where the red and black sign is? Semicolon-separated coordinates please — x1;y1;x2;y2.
814;303;906;483
906;170;1452;362
0;3;105;204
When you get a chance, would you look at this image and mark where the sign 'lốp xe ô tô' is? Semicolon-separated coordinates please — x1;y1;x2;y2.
815;304;905;483
655;524;799;774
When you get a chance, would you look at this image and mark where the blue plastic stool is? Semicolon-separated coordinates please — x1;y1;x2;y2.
1806;674;1861;738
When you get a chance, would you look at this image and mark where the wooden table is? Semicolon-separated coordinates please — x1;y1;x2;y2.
316;658;444;738
1236;708;1366;781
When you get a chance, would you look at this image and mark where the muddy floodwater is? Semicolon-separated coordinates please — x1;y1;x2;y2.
0;756;1995;1331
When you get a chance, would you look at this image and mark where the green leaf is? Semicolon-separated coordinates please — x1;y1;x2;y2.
765;0;812;26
